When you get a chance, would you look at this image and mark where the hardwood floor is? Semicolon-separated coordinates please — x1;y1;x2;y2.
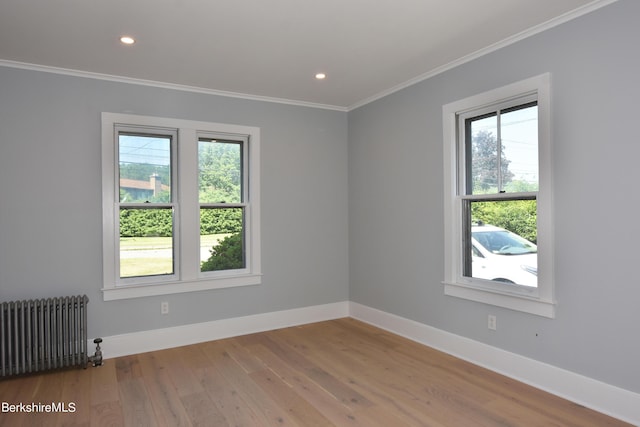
0;318;631;426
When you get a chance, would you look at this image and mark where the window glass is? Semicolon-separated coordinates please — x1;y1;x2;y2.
119;134;172;203
198;138;246;272
500;104;538;192
467;200;538;287
468;113;499;194
200;208;245;271
198;139;242;203
119;208;174;278
118;132;175;279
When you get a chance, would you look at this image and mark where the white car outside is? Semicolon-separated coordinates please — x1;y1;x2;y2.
471;224;537;287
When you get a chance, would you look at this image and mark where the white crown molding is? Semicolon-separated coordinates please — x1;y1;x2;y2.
347;0;620;111
0;59;347;112
349;302;640;426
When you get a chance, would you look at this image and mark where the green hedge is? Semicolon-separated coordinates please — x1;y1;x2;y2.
471;200;537;243
119;208;242;237
200;208;243;235
119;209;173;237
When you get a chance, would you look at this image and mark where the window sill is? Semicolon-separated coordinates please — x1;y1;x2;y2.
102;274;262;301
443;281;555;318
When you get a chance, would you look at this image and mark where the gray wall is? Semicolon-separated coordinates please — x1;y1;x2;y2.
0;67;349;338
348;0;640;393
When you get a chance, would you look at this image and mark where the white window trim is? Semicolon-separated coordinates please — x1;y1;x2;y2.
101;113;261;301
442;73;555;318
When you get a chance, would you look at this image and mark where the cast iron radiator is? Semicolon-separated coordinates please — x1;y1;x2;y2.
1;295;89;377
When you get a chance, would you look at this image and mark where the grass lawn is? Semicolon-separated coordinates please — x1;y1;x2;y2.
120;258;173;277
120;234;229;277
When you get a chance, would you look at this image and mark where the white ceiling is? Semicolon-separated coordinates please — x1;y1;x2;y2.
0;0;615;110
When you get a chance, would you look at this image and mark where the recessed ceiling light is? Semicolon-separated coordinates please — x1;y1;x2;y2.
120;36;135;45
315;73;326;80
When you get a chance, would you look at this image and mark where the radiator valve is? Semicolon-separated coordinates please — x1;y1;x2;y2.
89;338;103;367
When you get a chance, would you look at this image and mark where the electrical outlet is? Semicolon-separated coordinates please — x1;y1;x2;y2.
161;301;169;315
488;314;497;330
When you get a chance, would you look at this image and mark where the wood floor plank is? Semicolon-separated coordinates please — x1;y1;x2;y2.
90;401;124;427
249;366;335;427
251;332;374;411
91;361;120;405
161;346;206;398
177;343;214;370
58;368;93;426
117;377;158;427
317;319;601;426
114;355;143;383
194;364;262;426
220;336;268;374
0;318;633;427
180;391;227;427
202;339;300;426
245;342;365;426
272;321;498;426
0;374;44;427
298;338;492;427
136;351;193;427
86;359;124;427
23;371;65;427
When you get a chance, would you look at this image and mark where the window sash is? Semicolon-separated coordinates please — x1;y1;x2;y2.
460;194;537;283
199;206;247;274
457;95;538;197
118;206;177;282
198;135;246;204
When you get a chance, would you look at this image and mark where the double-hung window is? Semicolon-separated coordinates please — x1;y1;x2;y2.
442;74;555;317
101;113;261;300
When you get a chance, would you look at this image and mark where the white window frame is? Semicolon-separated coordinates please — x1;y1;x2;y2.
442;74;555;318
101;113;261;301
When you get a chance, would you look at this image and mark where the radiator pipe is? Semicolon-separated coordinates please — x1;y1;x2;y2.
88;338;103;367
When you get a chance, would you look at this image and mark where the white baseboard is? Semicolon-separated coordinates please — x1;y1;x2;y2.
90;299;639;424
349;302;640;426
96;301;349;359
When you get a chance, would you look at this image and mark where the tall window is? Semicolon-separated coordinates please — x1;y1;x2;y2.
102;114;261;300
443;74;554;317
460;99;538;287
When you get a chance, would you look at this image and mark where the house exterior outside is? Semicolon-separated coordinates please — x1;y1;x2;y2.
120;173;169;202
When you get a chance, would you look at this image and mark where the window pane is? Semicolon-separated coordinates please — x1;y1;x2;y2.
200;208;245;271
465;200;537;287
119;134;172;203
198;139;242;203
468;114;498;194
119;208;174;278
467;103;538;194
501;104;538;192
